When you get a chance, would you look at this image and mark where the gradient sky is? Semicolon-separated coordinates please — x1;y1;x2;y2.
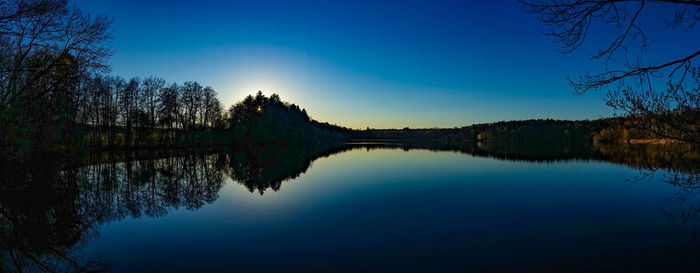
74;0;699;129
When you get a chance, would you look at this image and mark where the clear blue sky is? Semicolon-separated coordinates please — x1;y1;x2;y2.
74;0;699;129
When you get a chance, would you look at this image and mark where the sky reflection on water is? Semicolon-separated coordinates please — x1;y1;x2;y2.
77;147;699;272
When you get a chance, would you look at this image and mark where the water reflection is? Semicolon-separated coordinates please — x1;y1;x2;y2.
0;145;351;272
0;161;109;272
0;142;698;272
225;145;351;194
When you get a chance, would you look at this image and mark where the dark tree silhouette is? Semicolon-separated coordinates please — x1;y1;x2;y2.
0;0;112;158
522;0;700;146
119;78;139;146
142;76;166;133
158;83;181;129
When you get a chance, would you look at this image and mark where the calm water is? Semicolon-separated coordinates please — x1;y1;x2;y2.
2;144;700;272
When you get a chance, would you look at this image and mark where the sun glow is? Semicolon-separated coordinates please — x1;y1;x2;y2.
225;71;305;106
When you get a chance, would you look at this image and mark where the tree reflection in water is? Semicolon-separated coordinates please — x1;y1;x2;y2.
1;151;230;272
0;161;109;272
0;145;346;272
0;142;698;272
592;143;700;239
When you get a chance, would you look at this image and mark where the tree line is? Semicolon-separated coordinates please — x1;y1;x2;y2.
0;0;353;160
2;0;696;162
522;0;700;146
359;119;609;144
72;75;229;147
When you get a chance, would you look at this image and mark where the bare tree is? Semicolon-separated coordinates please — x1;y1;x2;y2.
0;0;112;108
0;0;112;157
92;74;113;147
157;83;180;129
119;77;138;146
181;81;203;130
522;0;700;145
202;86;218;128
141;76;165;132
104;75;121;147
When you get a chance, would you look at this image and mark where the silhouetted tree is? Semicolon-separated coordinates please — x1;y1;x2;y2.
181;81;203;130
104;75;121;147
142;76;165;133
119;78;139;146
0;0;112;158
202;86;220;128
522;0;700;146
158;83;181;143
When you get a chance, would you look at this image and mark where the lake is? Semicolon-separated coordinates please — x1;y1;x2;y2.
1;143;699;272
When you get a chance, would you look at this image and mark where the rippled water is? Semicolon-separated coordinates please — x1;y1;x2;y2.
2;144;699;272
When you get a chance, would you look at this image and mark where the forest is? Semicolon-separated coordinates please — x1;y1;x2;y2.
0;0;353;161
1;0;696;163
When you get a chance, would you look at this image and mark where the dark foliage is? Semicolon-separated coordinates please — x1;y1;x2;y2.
359;119;609;144
0;0;112;158
0;1;354;161
226;91;353;148
521;0;700;146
